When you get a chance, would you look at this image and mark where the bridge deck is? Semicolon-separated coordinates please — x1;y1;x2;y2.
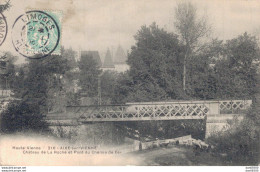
46;100;251;123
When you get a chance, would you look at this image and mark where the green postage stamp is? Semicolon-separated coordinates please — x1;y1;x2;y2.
12;10;62;59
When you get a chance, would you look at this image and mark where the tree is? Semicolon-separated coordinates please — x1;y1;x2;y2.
100;71;118;104
12;54;71;113
127;23;186;101
186;39;224;99
174;2;210;91
61;47;77;69
0;52;18;89
78;54;101;98
0;51;75;133
214;33;259;99
60;48;80;106
112;72;133;104
206;34;260;164
0;101;49;133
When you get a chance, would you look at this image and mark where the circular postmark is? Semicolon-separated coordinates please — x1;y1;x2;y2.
12;10;60;59
0;13;8;46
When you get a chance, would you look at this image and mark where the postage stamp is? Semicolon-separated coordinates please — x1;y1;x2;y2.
0;13;8;46
11;10;61;59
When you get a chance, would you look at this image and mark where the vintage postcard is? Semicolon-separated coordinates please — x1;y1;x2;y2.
0;0;259;169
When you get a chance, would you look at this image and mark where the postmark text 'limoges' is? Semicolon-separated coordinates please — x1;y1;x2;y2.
12;10;60;59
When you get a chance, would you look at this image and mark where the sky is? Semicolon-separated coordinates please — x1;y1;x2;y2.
1;0;260;63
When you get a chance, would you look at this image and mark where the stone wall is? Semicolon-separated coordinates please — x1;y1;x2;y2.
205;114;244;138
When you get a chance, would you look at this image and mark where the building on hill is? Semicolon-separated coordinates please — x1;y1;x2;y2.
80;51;102;67
101;49;115;71
79;47;129;73
114;45;127;64
113;45;129;73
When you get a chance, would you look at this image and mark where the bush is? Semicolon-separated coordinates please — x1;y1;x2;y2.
207;108;259;165
0;101;49;134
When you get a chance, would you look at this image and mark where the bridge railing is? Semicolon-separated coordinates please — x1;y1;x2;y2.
66;104;129;121
218;100;252;114
132;99;252;115
0;90;12;97
126;101;219;115
47;99;252;122
64;101;213;122
125;101;213;117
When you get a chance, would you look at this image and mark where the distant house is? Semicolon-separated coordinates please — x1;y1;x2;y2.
113;45;129;73
100;45;129;72
114;45;127;64
80;47;129;73
101;49;115;71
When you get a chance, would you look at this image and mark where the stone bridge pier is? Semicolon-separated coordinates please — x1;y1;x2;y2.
205;114;244;138
205;100;251;138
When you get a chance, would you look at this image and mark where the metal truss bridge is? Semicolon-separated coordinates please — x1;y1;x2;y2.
46;100;252;125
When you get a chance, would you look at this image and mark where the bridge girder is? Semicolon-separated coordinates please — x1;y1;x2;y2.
46;100;251;125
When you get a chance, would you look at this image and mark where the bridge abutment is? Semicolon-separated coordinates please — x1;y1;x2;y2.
205;114;244;138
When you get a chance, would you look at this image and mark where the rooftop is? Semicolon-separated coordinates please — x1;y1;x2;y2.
102;49;115;68
81;51;102;67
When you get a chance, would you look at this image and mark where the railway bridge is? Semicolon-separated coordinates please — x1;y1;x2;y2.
46;99;252;137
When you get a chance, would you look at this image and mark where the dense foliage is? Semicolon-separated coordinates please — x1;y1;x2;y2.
185;33;259;99
0;52;17;89
174;2;210;91
109;25;259;103
213;33;258;99
78;53;101;98
125;23;186;101
100;71;118;104
0;49;75;133
207;107;260;165
0;101;49;133
206;69;260;165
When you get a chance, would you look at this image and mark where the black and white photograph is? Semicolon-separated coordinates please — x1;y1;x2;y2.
0;0;259;169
